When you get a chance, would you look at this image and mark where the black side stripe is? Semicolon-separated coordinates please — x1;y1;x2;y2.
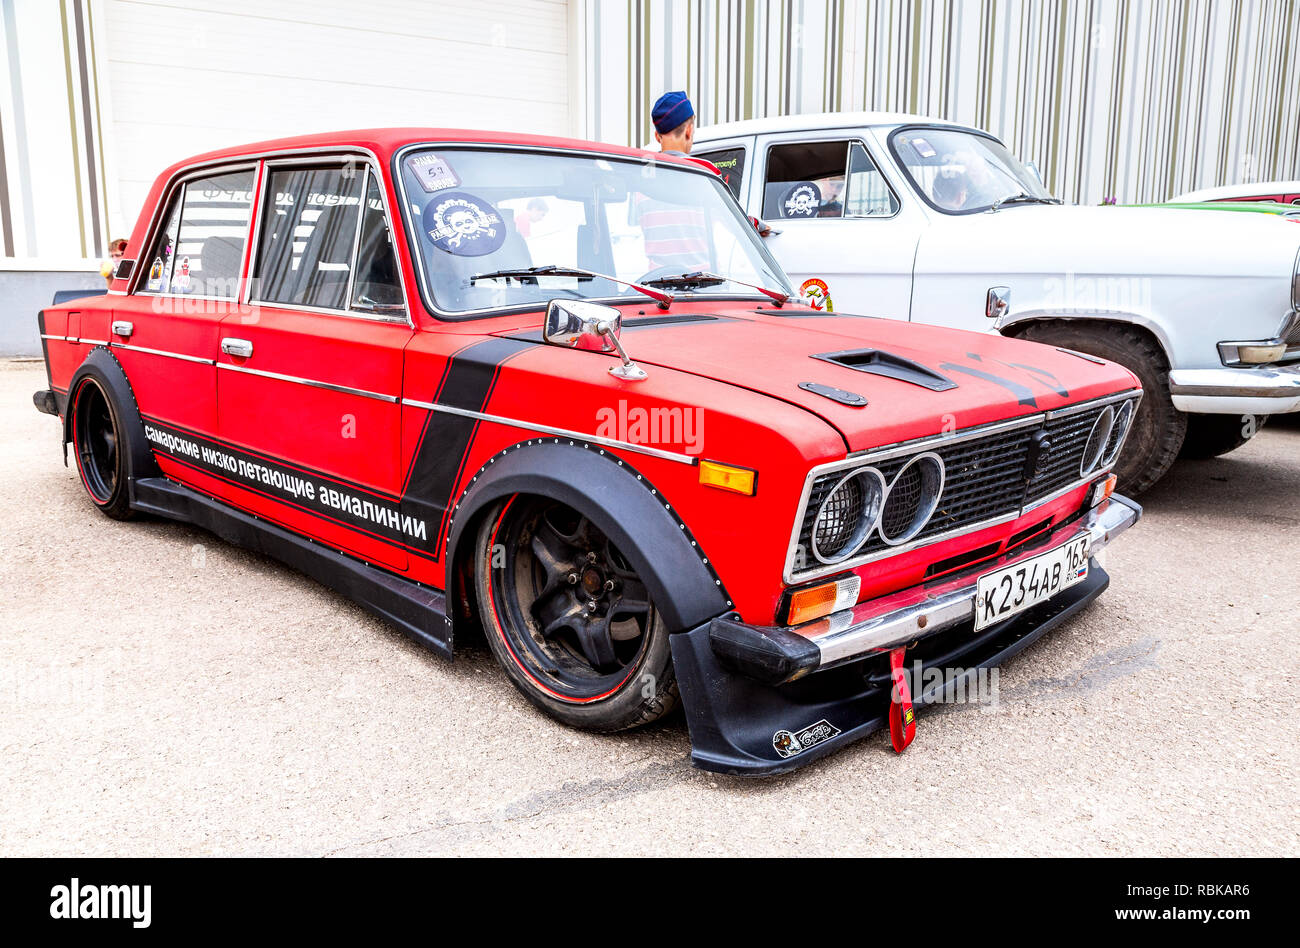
401;337;537;559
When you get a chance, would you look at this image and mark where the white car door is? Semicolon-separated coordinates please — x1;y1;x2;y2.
747;131;923;320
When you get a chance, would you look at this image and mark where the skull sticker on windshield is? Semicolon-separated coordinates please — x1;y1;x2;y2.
781;182;821;218
423;192;506;257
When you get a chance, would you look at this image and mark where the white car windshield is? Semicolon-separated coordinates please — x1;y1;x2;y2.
398;147;792;315
889;127;1055;214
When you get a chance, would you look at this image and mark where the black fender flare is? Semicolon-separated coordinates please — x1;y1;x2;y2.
444;441;730;633
63;346;159;483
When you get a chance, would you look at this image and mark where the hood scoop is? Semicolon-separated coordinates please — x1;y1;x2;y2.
812;348;958;392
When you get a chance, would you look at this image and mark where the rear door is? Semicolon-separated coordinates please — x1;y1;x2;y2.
112;165;256;468
216;158;414;572
749;133;920;320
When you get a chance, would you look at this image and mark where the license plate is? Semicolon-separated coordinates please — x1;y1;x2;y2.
974;536;1090;631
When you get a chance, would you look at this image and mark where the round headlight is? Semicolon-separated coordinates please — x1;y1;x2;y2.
879;453;945;546
1081;406;1116;477
1101;400;1134;468
811;468;885;564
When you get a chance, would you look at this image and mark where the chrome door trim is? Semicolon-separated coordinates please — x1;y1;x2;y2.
215;362;400;403
111;343;216;366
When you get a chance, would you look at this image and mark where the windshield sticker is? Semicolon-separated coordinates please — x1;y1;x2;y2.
782;182;821;218
410;153;460;193
911;137;937;158
146;257;165;291
799;277;833;311
423;192;506;257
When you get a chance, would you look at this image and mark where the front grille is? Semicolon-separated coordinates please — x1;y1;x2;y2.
790;397;1134;578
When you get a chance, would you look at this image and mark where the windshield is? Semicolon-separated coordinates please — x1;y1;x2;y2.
398;147;792;315
889;127;1054;214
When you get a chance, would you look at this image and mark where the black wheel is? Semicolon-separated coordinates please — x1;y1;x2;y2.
474;496;677;731
1179;413;1267;459
1015;321;1186;496
70;376;134;520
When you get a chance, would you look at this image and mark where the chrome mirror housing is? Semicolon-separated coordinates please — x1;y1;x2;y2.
543;299;648;381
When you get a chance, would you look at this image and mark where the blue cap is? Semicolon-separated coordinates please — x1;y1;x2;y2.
652;91;694;134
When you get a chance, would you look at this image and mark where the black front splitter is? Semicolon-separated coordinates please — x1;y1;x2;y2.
670;563;1110;776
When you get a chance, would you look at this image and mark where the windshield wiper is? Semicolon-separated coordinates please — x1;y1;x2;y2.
988;193;1062;212
469;264;673;309
641;270;791;306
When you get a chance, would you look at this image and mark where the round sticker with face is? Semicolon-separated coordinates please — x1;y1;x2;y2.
781;182;821;218
422;192;506;257
799;277;833;311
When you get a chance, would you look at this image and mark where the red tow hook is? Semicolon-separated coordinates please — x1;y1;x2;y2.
888;647;916;753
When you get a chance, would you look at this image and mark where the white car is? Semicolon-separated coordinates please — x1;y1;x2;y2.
695;112;1300;494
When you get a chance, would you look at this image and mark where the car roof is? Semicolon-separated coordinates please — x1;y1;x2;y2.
695;111;965;141
157;127;700;180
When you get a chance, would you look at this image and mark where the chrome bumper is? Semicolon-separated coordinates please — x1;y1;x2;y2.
709;495;1142;685
1169;364;1300;413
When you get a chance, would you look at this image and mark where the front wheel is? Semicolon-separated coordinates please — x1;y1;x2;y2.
474;496;678;731
1179;413;1267;459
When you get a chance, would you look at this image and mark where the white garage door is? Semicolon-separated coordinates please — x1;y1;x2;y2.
102;0;572;233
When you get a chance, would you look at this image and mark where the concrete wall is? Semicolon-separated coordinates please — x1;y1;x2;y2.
0;270;105;356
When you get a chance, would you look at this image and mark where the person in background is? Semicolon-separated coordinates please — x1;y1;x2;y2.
514;197;548;238
652;91;696;155
100;238;128;287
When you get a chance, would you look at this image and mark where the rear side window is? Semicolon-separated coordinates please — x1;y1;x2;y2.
139;169;254;298
697;147;746;200
255;165;366;311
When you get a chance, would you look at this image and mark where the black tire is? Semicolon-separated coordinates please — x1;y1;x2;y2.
1179;413;1267;459
474;495;677;732
1015;321;1186;496
69;376;135;520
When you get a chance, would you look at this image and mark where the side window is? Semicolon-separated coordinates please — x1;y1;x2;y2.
844;143;900;218
139;169;253;298
697;147;746;200
255;165;365;311
763;141;850;220
349;172;406;316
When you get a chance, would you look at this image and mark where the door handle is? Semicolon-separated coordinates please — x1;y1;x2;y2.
111;320;134;338
221;337;254;358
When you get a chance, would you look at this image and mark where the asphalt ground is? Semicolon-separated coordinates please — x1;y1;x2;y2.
2;358;1296;856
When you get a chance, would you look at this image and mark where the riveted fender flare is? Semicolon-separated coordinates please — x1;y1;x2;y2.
63;346;160;484
444;441;730;633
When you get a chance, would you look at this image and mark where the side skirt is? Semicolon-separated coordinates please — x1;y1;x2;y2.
131;477;452;658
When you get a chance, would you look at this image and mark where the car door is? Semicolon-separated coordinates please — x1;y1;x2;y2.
693;138;753;204
110;165;256;473
218;158;414;572
748;132;921;320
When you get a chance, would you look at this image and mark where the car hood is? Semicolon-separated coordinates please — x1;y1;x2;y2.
919;204;1300;280
513;308;1139;454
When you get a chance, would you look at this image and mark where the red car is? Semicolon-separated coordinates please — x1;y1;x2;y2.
34;129;1142;774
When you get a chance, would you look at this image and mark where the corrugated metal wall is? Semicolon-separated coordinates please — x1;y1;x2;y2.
577;0;1300;204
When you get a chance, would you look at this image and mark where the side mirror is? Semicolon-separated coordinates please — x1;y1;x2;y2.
114;258;135;281
1023;160;1044;186
543;299;647;380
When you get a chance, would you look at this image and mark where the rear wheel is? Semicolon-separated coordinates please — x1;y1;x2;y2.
1015;321;1186;496
70;376;134;520
1179;413;1267;459
474;496;677;731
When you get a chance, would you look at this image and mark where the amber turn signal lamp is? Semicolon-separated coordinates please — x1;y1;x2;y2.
784;575;861;626
698;460;757;495
1090;473;1118;508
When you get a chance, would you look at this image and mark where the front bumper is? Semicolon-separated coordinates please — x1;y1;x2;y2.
1169;364;1300;415
670;494;1141;776
708;495;1141;687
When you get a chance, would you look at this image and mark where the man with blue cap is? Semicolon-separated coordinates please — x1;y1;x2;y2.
652;91;696;155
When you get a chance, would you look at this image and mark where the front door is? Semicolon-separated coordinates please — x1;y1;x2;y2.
748;134;920;320
217;160;413;572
